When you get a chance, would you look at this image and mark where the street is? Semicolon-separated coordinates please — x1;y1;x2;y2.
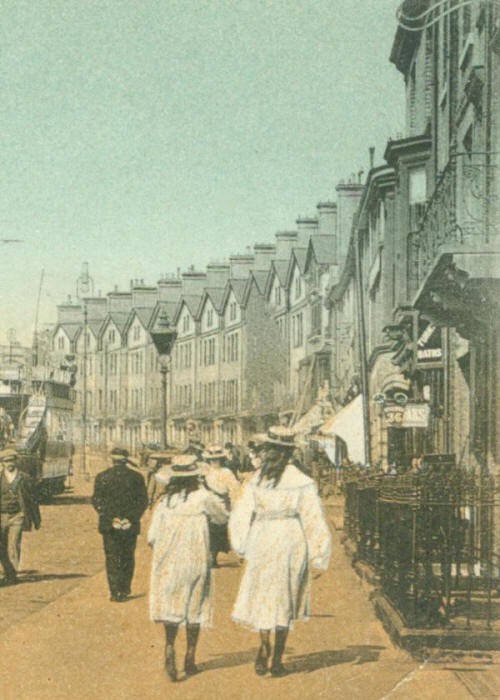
0;474;498;700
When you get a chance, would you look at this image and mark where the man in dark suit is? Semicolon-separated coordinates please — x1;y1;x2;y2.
92;447;148;602
0;448;41;585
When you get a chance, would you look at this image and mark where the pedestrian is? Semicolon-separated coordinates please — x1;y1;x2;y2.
229;426;331;676
223;441;240;478
0;448;41;585
201;445;240;567
91;446;148;602
146;451;174;509
148;454;228;681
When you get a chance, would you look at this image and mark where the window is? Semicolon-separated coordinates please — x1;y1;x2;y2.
207;309;213;327
108;329;115;344
294;275;302;300
274;285;281;306
182;314;190;333
229;302;237;321
57;336;65;350
133;325;141;342
293;313;303;347
409;168;427;204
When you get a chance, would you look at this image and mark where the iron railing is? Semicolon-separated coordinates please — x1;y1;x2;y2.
343;465;498;629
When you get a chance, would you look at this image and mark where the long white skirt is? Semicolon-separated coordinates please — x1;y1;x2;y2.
149;513;212;626
232;517;309;630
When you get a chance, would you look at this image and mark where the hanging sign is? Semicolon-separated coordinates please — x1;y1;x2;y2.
416;321;443;366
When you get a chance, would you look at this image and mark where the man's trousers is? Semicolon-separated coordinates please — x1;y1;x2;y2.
0;512;24;579
102;530;137;598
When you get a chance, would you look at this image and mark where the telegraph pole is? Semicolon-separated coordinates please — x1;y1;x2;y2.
81;302;89;477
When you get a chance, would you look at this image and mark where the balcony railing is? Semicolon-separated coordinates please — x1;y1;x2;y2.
411;153;496;290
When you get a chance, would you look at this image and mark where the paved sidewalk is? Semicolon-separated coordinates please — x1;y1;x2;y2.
0;490;496;699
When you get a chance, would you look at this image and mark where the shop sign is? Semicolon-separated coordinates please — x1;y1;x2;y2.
416;321;443;366
384;402;430;428
402;402;430;428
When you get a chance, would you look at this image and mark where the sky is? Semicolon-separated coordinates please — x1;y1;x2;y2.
0;0;405;345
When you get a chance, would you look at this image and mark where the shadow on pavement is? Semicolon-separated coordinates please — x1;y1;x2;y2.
46;494;92;506
287;645;386;673
198;648;257;672
19;572;88;583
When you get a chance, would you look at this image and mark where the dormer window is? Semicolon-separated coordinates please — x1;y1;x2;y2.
207;309;213;327
229;302;237;321
182;314;190;333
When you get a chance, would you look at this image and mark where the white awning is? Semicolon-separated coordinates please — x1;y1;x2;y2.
318;394;366;464
291;402;328;436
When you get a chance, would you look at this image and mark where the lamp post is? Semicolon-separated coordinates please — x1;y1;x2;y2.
150;309;177;449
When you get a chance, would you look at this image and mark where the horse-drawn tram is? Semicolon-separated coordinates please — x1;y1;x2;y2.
0;366;75;497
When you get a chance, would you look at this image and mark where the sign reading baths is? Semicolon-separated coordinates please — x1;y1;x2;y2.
416;322;442;365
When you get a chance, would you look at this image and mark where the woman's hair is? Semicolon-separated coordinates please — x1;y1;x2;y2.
258;446;293;488
165;475;200;506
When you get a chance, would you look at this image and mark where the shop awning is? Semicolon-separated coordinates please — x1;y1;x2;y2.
291;402;330;436
318;394;366;464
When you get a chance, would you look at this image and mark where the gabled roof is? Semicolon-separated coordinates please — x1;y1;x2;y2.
123;306;156;336
172;294;202;325
264;259;289;299
98;312;130;340
242;272;266;307
197;287;226;319
220;278;247;315
306;235;336;270
285;247;307;289
52;323;81;343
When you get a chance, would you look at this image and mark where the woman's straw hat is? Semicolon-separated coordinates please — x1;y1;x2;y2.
262;426;296;448
154;454;201;483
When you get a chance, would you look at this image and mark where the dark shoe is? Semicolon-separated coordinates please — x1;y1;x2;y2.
117;592;128;602
184;656;199;676
165;644;177;682
110;594;120;602
5;575;18;586
255;643;270;676
270;661;289;677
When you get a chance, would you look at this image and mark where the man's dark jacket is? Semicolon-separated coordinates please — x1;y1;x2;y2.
92;464;148;535
0;469;41;532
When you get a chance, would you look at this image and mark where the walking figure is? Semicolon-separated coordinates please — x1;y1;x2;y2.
229;426;331;676
91;446;148;602
0;448;41;585
148;454;228;681
201;445;239;567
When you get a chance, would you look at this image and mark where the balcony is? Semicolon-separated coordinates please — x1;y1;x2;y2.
412;153;497;280
409;153;499;335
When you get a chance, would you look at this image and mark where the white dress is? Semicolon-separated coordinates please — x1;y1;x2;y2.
148;487;228;626
229;464;331;630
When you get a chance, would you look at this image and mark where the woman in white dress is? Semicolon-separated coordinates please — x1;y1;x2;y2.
148;454;228;681
229;427;331;676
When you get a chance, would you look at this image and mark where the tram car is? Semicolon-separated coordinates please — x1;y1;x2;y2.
0;366;75;497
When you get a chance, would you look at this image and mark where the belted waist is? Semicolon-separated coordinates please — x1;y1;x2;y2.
254;511;299;522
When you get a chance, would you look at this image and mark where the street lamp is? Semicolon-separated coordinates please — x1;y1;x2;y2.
150;309;177;449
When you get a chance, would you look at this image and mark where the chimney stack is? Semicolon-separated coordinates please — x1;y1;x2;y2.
274;231;298;259
295;216;318;246
206;262;230;288
157;275;182;303
253;243;276;270
229;254;255;280
181;269;208;295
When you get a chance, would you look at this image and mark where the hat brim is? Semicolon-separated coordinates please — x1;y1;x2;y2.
262;438;295;448
155;466;201;483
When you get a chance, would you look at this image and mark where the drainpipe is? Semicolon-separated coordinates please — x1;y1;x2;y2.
354;228;371;465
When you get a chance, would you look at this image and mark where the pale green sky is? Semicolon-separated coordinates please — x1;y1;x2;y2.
0;0;405;344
